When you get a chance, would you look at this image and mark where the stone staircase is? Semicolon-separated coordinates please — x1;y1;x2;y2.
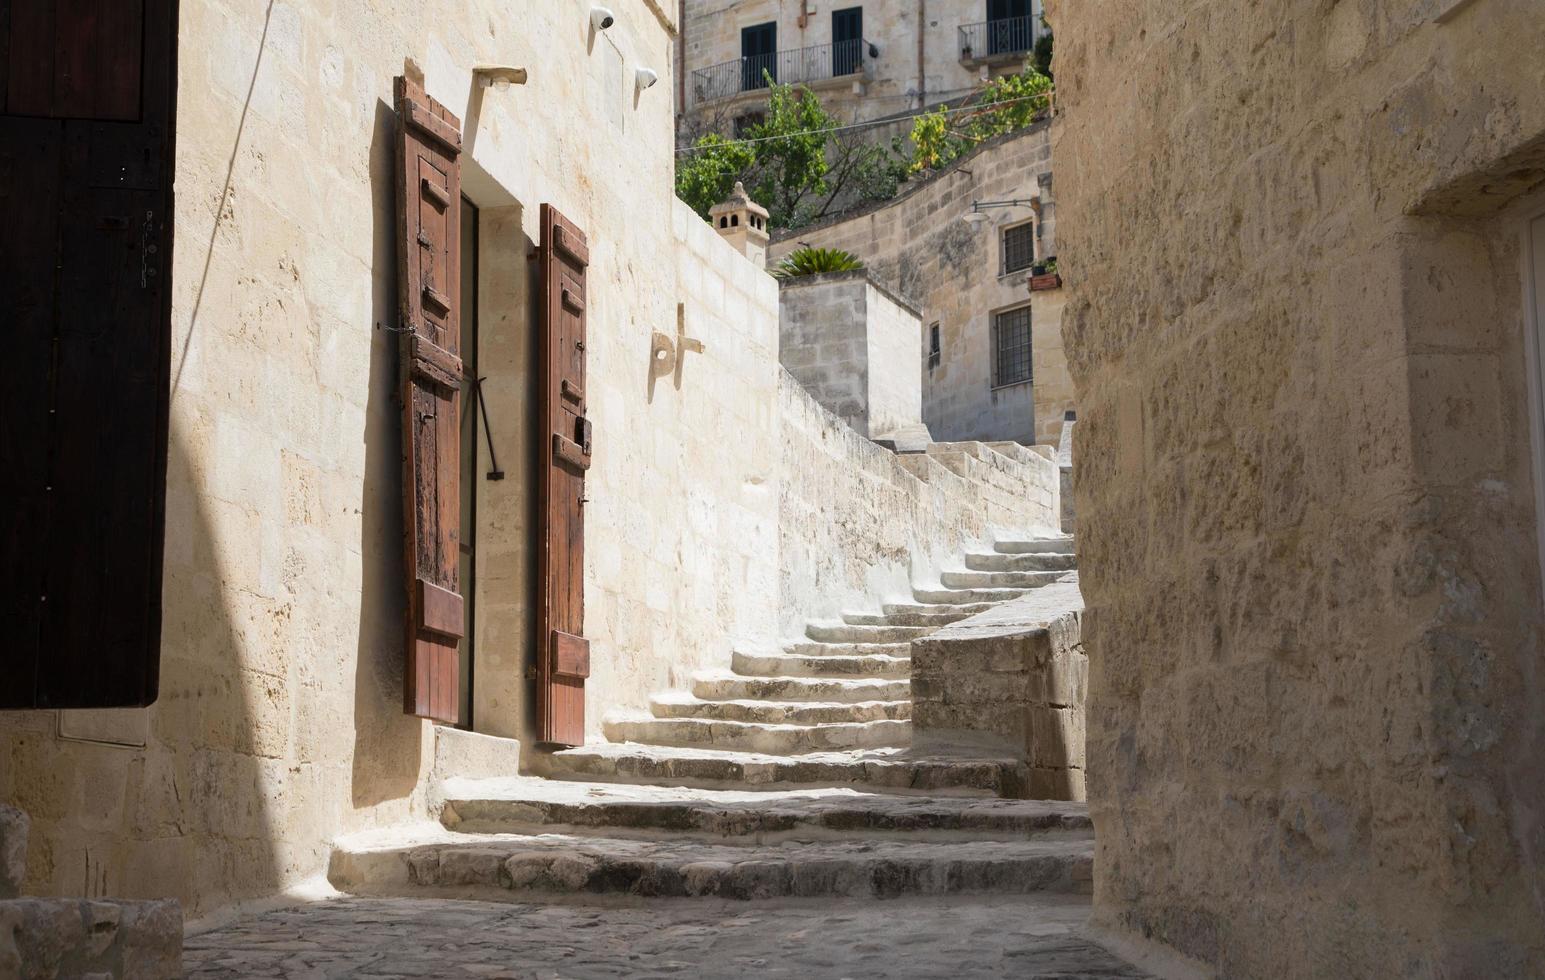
330;533;1087;904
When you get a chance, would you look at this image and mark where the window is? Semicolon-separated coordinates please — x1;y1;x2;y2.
733;112;764;138
741;22;777;91
928;322;942;369
993;307;1032;387
1002;222;1035;275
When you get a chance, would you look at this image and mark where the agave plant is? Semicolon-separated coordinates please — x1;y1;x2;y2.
773;246;864;280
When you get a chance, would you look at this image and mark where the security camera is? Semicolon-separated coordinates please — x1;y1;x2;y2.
591;6;615;31
636;68;659;90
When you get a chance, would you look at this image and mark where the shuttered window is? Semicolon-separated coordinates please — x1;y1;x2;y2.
993;306;1032;387
1002;222;1035;274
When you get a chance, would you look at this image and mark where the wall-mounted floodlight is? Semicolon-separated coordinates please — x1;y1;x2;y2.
636;67;660;91
474;65;529;90
591;6;616;31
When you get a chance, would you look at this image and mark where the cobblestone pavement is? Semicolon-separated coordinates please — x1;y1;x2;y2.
185;894;1152;979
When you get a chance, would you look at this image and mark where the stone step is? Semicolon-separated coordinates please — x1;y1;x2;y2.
732;650;909;679
995;537;1075;554
537;743;1028;797
782;641;912;658
439;777;1092;840
912;585;1032;604
842;609;975;628
964;551;1078;573
805;622;934;644
651;694;911;725
692;673;910;703
329;825;1094;901
939;569;1064;590
882;599;1001;618
603;716;911;754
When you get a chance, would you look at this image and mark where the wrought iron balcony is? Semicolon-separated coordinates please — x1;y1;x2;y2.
690;39;867;106
958;16;1039;62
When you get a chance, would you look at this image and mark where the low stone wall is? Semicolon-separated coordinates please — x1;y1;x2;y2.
912;578;1087;800
777;372;1061;637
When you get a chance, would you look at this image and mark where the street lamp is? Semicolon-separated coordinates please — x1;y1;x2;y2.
960;198;1037;227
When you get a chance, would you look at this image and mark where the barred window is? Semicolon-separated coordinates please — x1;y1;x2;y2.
994;307;1032;387
1002;222;1035;274
928;322;941;369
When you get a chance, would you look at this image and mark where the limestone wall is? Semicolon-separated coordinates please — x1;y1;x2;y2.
912;578;1085;800
1052;0;1545;973
679;0;1041;125
777;373;1060;637
768;124;1070;447
778;271;924;440
864;279;926;439
0;0;773;920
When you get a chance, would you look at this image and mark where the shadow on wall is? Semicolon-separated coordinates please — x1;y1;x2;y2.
0;418;284;916
351;98;421;808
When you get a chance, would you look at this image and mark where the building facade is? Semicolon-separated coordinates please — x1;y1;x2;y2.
769;123;1072;446
0;0;1061;933
677;0;1046;133
1054;0;1545;973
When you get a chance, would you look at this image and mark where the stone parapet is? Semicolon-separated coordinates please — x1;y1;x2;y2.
911;577;1085;800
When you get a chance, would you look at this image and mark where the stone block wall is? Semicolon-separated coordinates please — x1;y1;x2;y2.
678;0;1042;128
769;124;1068;447
0;0;742;921
778;271;924;440
777;374;1060;636
1052;0;1545;973
912;578;1086;799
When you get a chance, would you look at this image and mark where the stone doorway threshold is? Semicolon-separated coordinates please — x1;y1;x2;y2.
183;893;1153;979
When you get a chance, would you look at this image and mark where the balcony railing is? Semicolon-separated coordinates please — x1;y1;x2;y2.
958;16;1038;61
690;39;866;106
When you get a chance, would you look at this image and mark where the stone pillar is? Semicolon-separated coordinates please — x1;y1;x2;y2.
708;181;769;268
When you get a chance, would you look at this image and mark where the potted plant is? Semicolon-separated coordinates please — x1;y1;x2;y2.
1029;256;1061;291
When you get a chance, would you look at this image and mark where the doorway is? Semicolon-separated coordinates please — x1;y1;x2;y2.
833;7;863;76
986;0;1032;55
742;22;777;91
458;196;479;727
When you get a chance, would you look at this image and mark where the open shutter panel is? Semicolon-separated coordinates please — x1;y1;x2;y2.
538;204;591;747
394;75;464;723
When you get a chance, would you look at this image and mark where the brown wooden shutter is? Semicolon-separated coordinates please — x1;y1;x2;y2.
394;75;464;723
0;0;178;710
538;204;591;747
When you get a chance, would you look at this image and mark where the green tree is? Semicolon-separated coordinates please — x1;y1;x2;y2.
744;81;832;226
910;67;1053;173
674;133;755;218
674;78;911;229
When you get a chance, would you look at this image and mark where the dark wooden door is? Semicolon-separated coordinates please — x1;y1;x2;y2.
0;0;179;710
394;75;464;723
741;21;777;91
832;7;863;76
537;204;591;748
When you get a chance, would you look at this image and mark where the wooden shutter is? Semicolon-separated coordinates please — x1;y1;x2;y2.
0;0;178;710
538;204;591;747
394;75;464;723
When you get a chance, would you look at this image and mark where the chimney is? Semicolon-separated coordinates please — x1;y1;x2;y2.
708;181;770;268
